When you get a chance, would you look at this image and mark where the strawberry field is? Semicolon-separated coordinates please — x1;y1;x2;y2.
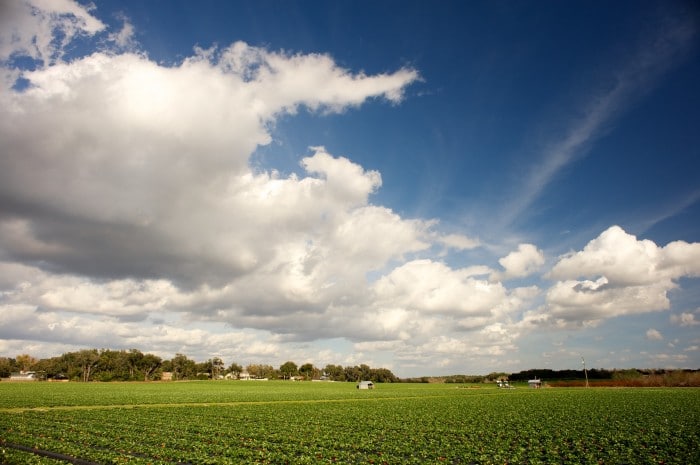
1;382;699;464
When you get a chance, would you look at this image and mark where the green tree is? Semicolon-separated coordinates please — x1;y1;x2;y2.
75;349;100;382
299;363;315;380
171;353;196;380
161;359;173;373
227;362;243;378
196;360;213;379
370;367;398;383
126;349;144;379
139;353;162;381
246;364;275;379
359;364;372;381
0;357;17;377
94;349;120;381
324;364;345;381
280;361;298;380
485;372;509;382
57;352;83;380
344;365;362;382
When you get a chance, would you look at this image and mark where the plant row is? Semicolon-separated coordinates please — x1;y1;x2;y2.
2;388;699;464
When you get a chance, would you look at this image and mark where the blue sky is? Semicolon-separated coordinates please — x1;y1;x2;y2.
0;0;698;377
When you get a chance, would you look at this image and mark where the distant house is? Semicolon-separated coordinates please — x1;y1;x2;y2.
357;380;374;389
10;371;37;381
528;378;542;389
161;372;173;381
239;371;251;380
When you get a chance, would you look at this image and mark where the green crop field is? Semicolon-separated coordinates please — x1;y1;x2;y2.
1;382;699;464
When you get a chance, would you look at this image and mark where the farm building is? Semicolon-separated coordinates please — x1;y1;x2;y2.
9;371;38;381
357;380;374;389
528;378;542;388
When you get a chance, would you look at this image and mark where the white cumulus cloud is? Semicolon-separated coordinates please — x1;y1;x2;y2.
549;225;700;285
373;259;508;318
542;226;700;326
492;243;544;281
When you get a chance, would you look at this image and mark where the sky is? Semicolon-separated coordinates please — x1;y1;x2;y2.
0;0;699;377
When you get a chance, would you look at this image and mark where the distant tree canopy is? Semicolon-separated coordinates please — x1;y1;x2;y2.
508;368;615;381
245;364;276;379
15;353;37;372
319;364;399;383
2;349;399;383
22;349;163;382
279;361;298;379
299;363;317;380
228;362;243;377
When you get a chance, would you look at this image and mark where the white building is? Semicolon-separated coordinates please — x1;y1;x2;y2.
10;371;38;381
528;378;542;388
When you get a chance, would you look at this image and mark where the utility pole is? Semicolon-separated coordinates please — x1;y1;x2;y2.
581;356;589;388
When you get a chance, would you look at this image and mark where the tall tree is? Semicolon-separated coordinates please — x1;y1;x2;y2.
344;365;362;382
140;353;162;381
359;364;372;381
171;353;196;380
58;352;83;380
15;353;37;372
246;364;275;379
211;357;225;379
0;357;17;377
299;363;315;380
196;360;213;379
96;349;132;381
126;349;144;379
370;368;398;383
76;349;100;382
227;362;243;378
279;361;298;380
323;364;345;381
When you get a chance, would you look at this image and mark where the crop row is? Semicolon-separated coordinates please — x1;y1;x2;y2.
1;387;699;464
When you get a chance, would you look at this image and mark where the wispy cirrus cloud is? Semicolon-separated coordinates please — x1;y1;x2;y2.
500;11;697;228
636;189;700;234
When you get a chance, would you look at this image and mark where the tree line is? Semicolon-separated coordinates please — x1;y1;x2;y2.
8;351;692;384
0;350;398;383
508;367;700;385
508;368;635;381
